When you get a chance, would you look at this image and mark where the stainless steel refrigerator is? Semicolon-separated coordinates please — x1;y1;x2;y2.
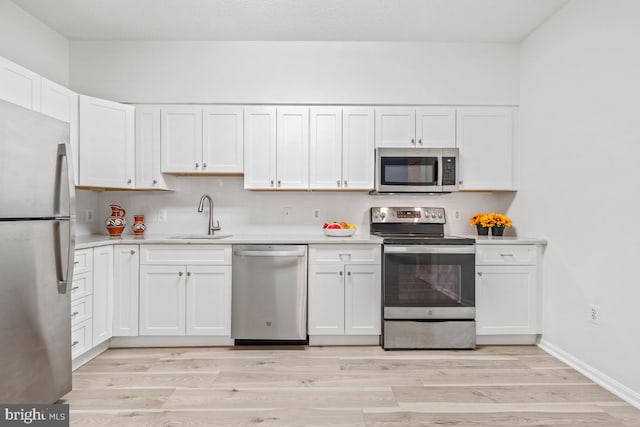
0;100;75;403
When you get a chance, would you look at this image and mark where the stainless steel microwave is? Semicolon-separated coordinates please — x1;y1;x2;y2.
375;147;459;193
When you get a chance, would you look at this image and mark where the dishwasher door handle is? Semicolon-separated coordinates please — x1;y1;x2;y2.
235;249;306;258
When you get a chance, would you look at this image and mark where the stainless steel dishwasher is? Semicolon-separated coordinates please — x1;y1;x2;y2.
232;245;307;343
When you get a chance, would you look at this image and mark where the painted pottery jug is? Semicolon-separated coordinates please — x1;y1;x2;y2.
105;205;127;236
132;214;146;235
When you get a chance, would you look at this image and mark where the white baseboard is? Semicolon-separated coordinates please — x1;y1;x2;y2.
538;339;640;410
111;336;235;347
309;335;381;346
72;340;110;371
477;334;539;345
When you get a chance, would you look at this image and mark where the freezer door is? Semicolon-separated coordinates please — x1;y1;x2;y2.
0;220;72;403
0;100;72;218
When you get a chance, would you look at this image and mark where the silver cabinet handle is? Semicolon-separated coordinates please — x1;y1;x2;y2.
71;286;79;291
459;180;463;185
72;341;79;347
187;272;191;277
74;261;80;265
130;250;136;255
339;271;343;276
71;311;79;317
411;139;415;145
418;139;423;145
178;271;184;276
478;272;483;277
153;179;158;185
203;163;207;169
195;163;199;169
344;180;348;187
347;271;351;276
277;180;281;187
127;179;132;184
500;253;514;257
336;180;340;187
270;180;274;187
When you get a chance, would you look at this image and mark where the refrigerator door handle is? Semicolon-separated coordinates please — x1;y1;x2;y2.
54;143;76;294
54;143;76;218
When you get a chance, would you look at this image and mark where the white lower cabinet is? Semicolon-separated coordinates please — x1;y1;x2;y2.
475;244;541;340
308;245;381;342
139;245;232;337
112;245;140;336
92;245;114;346
71;249;93;359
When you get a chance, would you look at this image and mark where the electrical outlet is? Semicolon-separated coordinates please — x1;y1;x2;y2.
312;209;321;221
454;209;461;221
84;209;94;222
589;304;601;325
158;208;167;222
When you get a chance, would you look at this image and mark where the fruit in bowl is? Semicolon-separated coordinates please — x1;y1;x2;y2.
322;221;356;236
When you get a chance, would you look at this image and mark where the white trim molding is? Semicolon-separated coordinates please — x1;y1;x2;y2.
539;339;640;410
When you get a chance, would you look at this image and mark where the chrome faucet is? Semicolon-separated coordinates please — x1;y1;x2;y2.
197;194;221;235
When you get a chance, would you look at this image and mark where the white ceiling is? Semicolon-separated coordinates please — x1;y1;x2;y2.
12;0;569;43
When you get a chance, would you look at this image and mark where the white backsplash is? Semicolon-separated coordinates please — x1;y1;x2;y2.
76;176;516;237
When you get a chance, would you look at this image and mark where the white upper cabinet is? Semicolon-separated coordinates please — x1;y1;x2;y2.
376;107;456;148
244;107;277;189
276;107;309;189
161;106;202;173
342;107;375;189
0;56;41;112
202;106;244;173
457;107;516;190
310;107;375;190
310;107;343;190
415;107;456;148
79;95;135;189
375;107;415;147
40;78;79;185
135;106;168;189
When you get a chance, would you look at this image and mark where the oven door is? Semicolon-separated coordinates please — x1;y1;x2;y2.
376;149;443;192
383;245;475;319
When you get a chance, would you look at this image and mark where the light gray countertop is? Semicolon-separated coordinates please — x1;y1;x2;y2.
75;232;546;249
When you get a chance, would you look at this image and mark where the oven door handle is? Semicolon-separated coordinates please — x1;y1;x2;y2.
384;245;475;254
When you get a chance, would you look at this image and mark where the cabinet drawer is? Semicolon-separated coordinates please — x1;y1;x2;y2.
140;245;232;265
476;245;537;266
71;271;93;301
71;319;93;359
309;245;381;265
73;249;93;275
71;295;92;326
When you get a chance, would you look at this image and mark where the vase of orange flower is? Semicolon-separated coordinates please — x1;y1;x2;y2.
470;213;512;236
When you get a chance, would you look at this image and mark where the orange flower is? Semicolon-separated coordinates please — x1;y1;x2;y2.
470;213;486;226
471;212;513;228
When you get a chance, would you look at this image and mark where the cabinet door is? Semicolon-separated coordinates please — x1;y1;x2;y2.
276;107;309;189
79;95;135;188
345;265;381;335
186;265;232;336
415;107;456;148
135;106;167;189
92;245;113;346
244;107;277;189
476;265;538;335
139;265;186;336
202;106;244;173
457;107;515;190
343;107;375;189
375;107;415;147
161;106;202;173
0;56;41;111
308;264;345;335
113;245;140;336
309;107;342;190
40;78;79;185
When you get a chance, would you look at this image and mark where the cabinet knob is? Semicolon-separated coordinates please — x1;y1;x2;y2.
130;250;135;255
277;180;281;187
459;180;463;185
337;180;340;187
477;272;483;277
187;272;191;277
344;180;348;187
347;271;351;276
339;271;343;276
418;139;423;145
71;341;79;347
127;179;132;184
71;311;79;318
71;286;79;291
270;180;274;187
411;139;415;145
203;163;207;169
153;179;158;185
178;271;184;276
195;163;199;169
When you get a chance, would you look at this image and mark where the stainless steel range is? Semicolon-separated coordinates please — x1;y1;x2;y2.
371;207;476;349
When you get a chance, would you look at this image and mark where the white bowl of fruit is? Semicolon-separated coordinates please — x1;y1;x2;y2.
322;222;356;237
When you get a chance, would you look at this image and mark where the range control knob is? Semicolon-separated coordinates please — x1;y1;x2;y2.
431;212;437;219
380;212;387;220
438;213;444;219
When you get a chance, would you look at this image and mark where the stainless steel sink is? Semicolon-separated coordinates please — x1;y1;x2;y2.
170;234;232;240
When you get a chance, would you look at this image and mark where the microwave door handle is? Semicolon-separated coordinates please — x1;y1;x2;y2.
436;157;443;187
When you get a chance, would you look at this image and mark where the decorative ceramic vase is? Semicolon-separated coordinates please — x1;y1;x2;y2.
105;205;126;236
492;225;506;236
476;224;489;236
132;214;146;236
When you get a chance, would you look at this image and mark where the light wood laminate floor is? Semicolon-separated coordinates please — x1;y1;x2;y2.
61;345;640;426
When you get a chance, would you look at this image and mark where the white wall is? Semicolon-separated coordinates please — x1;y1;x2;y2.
69;41;519;105
512;0;640;403
0;0;69;85
85;176;515;237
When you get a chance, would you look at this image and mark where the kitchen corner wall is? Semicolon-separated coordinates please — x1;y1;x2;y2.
79;176;516;237
513;0;640;404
